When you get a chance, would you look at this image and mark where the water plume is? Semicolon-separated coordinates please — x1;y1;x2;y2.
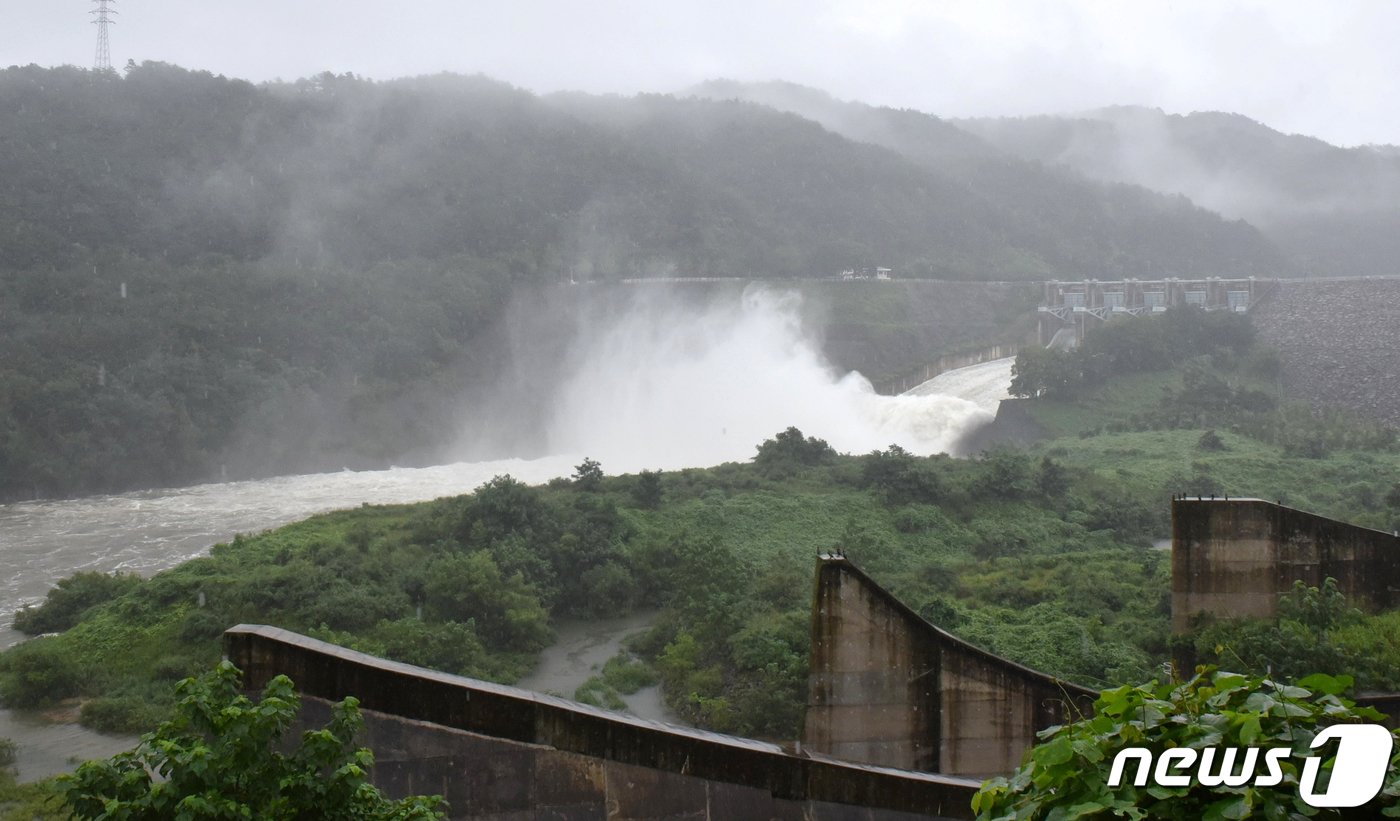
544;286;997;471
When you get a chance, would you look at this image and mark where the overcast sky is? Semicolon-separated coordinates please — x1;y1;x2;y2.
5;1;1397;147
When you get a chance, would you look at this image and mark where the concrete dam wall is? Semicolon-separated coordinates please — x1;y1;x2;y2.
1172;497;1400;633
1250;277;1400;429
224;624;980;820
804;500;1400;779
803;557;1095;779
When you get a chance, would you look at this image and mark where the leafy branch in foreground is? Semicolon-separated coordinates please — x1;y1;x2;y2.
61;661;443;820
973;668;1400;820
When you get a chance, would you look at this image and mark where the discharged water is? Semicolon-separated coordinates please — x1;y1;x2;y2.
0;313;1015;780
903;357;1014;413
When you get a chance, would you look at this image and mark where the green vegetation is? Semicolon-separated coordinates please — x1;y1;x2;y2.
574;652;659;711
0;774;61;821
1186;580;1400;693
61;661;443;819
1;63;1282;500
1011;306;1258;401
1;435;1177;739
7;400;1400;743
973;669;1400;820
1010;310;1400;534
12;572;141;635
5;308;1398;746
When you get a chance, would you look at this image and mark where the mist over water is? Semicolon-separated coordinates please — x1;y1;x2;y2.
0;286;1013;780
546;288;994;470
1;287;1005;646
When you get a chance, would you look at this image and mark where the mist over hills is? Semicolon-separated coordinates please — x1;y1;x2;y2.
954;105;1400;276
0;63;1391;500
2;63;1286;281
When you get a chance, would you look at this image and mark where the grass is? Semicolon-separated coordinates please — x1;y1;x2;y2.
3;387;1397;742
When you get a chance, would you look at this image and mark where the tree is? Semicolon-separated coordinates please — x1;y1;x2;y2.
1009;347;1079;399
972;668;1400;820
1034;455;1069;498
573;457;604;491
631;469;663;510
61;661;444;820
977;448;1032;500
1386;483;1400;511
861;445;943;505
753;427;836;477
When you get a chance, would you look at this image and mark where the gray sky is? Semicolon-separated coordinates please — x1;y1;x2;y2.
5;0;1398;147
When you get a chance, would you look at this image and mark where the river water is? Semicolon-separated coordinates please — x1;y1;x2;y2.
0;354;1014;781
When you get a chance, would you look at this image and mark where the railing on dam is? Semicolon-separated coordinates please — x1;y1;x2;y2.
224;624;981;820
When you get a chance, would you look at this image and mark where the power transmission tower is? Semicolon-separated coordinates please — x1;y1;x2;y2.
91;0;117;72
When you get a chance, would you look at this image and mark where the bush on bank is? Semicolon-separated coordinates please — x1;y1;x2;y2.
4;405;1400;739
973;668;1400;820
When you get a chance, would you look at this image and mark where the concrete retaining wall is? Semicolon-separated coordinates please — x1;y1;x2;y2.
803;558;1095;779
1172;497;1400;633
224;625;980;820
873;345;1021;396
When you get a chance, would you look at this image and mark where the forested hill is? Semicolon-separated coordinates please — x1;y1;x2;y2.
954;106;1400;276
685;79;1294;280
3;63;1283;280
0;63;1286;501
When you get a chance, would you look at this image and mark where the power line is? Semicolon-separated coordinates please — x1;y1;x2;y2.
90;0;118;72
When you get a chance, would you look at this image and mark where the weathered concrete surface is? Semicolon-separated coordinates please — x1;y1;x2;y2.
803;558;1095;779
224;625;980;820
1172;497;1400;633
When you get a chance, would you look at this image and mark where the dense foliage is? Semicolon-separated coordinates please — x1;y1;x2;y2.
61;661;443;820
1012;309;1397;467
1186;580;1400;693
1010;306;1257;400
12;571;140;635
973;669;1400;820
1;437;1178;738
0;62;1287;500
7;389;1400;743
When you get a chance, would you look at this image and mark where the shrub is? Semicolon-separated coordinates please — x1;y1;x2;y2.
753;427;835;477
12;572;141;635
61;661;444;819
973;668;1400;820
1197;429;1226;451
0;638;86;708
79;694;167;735
601;654;658;695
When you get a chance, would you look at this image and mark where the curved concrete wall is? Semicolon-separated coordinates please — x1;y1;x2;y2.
873;345;1021;396
224;624;980;820
803;557;1095;779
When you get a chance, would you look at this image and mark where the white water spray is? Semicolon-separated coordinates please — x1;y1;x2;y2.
545;288;995;469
